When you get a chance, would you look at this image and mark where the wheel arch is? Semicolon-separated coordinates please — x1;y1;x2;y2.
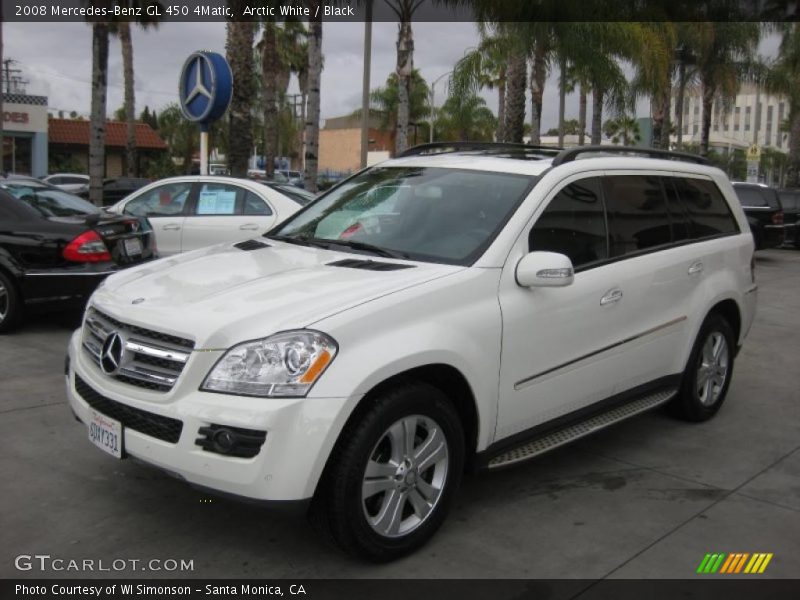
313;362;481;499
709;298;742;344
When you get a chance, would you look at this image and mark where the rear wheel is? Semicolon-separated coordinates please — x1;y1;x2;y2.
670;313;735;422
310;382;464;561
0;271;22;333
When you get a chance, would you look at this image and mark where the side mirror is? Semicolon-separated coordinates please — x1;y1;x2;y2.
516;251;575;288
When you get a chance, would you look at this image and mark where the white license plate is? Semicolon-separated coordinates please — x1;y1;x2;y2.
124;237;142;256
88;410;124;459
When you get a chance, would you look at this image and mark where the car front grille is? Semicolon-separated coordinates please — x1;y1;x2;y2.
75;374;183;444
81;307;194;393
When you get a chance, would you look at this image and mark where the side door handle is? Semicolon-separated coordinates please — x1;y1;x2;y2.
600;288;623;306
688;261;704;275
239;223;260;231
162;224;181;231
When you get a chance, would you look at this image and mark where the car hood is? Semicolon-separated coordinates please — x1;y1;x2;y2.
90;240;463;348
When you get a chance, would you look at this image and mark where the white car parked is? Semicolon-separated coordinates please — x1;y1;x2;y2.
66;144;757;561
42;173;90;195
107;176;303;255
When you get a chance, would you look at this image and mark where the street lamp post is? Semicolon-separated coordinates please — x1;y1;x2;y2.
429;71;452;144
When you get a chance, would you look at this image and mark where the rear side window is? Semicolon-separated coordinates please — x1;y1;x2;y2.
676;178;740;238
778;191;800;211
735;186;780;209
602;175;672;257
530;177;608;268
243;191;273;216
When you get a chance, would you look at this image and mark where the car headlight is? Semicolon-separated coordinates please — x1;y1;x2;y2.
201;330;338;397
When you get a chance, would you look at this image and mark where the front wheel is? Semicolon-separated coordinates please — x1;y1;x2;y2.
310;382;465;561
670;313;736;422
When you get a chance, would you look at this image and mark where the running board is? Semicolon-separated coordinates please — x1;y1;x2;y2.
488;388;677;469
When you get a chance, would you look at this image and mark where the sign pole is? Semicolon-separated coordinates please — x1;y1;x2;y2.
200;125;208;176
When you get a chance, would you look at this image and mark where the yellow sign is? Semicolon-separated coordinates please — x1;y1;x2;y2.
747;144;761;161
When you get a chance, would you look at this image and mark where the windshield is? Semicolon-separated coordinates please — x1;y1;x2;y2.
270;166;534;265
1;183;101;217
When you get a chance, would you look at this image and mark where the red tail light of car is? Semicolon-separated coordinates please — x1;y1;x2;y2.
63;230;112;263
772;212;784;225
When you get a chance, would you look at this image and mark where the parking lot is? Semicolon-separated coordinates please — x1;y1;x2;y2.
1;249;798;580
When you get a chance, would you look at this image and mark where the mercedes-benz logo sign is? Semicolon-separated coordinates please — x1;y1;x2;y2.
183;55;213;105
100;332;125;375
178;51;232;125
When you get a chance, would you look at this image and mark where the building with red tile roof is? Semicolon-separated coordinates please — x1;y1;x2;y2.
48;118;168;177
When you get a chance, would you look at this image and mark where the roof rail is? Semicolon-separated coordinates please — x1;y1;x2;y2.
398;142;563;160
551;145;710;167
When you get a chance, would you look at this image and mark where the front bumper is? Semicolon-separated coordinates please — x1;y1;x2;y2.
65;330;355;502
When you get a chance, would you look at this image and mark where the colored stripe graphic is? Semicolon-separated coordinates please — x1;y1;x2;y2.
697;554;712;573
699;552;773;574
719;554;736;573
758;553;773;573
734;553;749;573
710;553;726;573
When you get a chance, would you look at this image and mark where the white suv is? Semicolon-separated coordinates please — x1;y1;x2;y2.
65;144;757;561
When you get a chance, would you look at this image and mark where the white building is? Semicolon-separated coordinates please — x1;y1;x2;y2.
671;83;789;153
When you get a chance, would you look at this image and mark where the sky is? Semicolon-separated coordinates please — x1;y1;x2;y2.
3;21;780;133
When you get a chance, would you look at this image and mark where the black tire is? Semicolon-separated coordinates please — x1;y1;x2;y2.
310;381;465;562
669;313;736;422
0;270;22;334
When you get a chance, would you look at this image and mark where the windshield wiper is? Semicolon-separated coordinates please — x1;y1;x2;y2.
320;238;410;259
264;234;329;249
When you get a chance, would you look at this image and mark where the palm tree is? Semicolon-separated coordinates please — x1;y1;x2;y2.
765;23;800;186
259;20;307;178
692;23;761;156
158;103;197;174
504;51;527;143
304;2;322;192
89;22;110;206
385;0;425;154
449;28;511;142
566;23;635;146
435;93;496;141
226;4;256;177
673;26;700;150
603;115;641;145
115;17;159;178
629;23;676;150
369;70;430;135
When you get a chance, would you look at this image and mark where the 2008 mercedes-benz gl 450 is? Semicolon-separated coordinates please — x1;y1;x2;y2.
66;145;757;561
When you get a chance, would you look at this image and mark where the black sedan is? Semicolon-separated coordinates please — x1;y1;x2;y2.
777;189;800;248
732;182;785;250
0;181;157;332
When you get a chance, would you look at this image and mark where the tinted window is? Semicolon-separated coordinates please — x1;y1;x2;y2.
676;178;739;237
243;191;273;216
124;182;192;217
662;178;692;242
530;177;607;268
735;186;780;209
778;191;800;211
602;176;672;257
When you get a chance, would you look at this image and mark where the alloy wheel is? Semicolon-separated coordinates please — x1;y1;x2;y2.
361;415;449;538
696;331;729;406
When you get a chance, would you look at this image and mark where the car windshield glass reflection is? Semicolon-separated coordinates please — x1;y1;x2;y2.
271;167;533;265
